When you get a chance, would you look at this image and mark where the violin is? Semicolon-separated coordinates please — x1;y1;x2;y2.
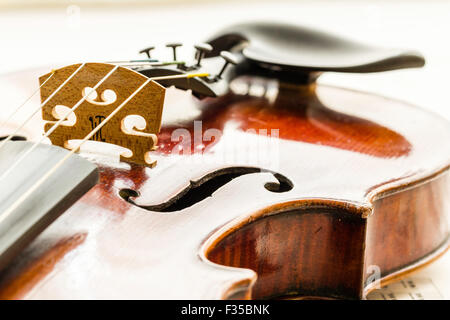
0;22;448;300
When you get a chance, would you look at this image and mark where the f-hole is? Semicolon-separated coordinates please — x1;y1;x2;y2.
119;167;293;212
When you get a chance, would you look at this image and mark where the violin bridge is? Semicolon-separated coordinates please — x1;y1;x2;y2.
39;62;166;167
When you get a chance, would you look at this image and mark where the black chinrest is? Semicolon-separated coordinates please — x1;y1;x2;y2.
206;21;425;80
137;21;426;94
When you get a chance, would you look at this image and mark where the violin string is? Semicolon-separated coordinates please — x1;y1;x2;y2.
0;71;55;133
107;60;185;67
0;60;181;150
0;65;119;182
0;65;204;182
0;72;209;223
0;63;86;151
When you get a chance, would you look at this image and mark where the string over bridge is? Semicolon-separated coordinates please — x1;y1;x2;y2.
39;63;166;167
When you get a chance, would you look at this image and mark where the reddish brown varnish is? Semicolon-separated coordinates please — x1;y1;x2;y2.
0;70;448;299
207;174;449;299
157;85;411;158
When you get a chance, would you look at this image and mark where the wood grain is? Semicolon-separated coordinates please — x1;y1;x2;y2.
39;63;166;167
0;69;448;299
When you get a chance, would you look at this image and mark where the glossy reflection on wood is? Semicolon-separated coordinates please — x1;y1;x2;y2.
207;174;449;299
156;84;411;158
0;70;448;299
207;208;367;299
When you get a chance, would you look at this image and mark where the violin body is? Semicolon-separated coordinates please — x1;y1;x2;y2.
0;22;448;300
0;65;448;299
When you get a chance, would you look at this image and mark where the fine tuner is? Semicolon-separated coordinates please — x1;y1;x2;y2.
139;46;155;58
133;42;239;98
132;21;424;97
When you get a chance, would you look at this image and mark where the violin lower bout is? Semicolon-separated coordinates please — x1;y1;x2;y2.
207;172;449;299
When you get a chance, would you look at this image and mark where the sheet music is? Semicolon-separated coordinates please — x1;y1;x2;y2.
368;251;449;300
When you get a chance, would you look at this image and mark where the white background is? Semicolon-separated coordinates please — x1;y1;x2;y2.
0;0;449;121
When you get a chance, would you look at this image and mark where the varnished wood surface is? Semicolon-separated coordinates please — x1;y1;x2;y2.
207;174;449;299
0;68;448;299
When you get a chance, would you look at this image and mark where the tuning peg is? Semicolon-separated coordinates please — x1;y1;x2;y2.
194;43;213;67
139;46;155;58
166;42;182;60
216;51;238;79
